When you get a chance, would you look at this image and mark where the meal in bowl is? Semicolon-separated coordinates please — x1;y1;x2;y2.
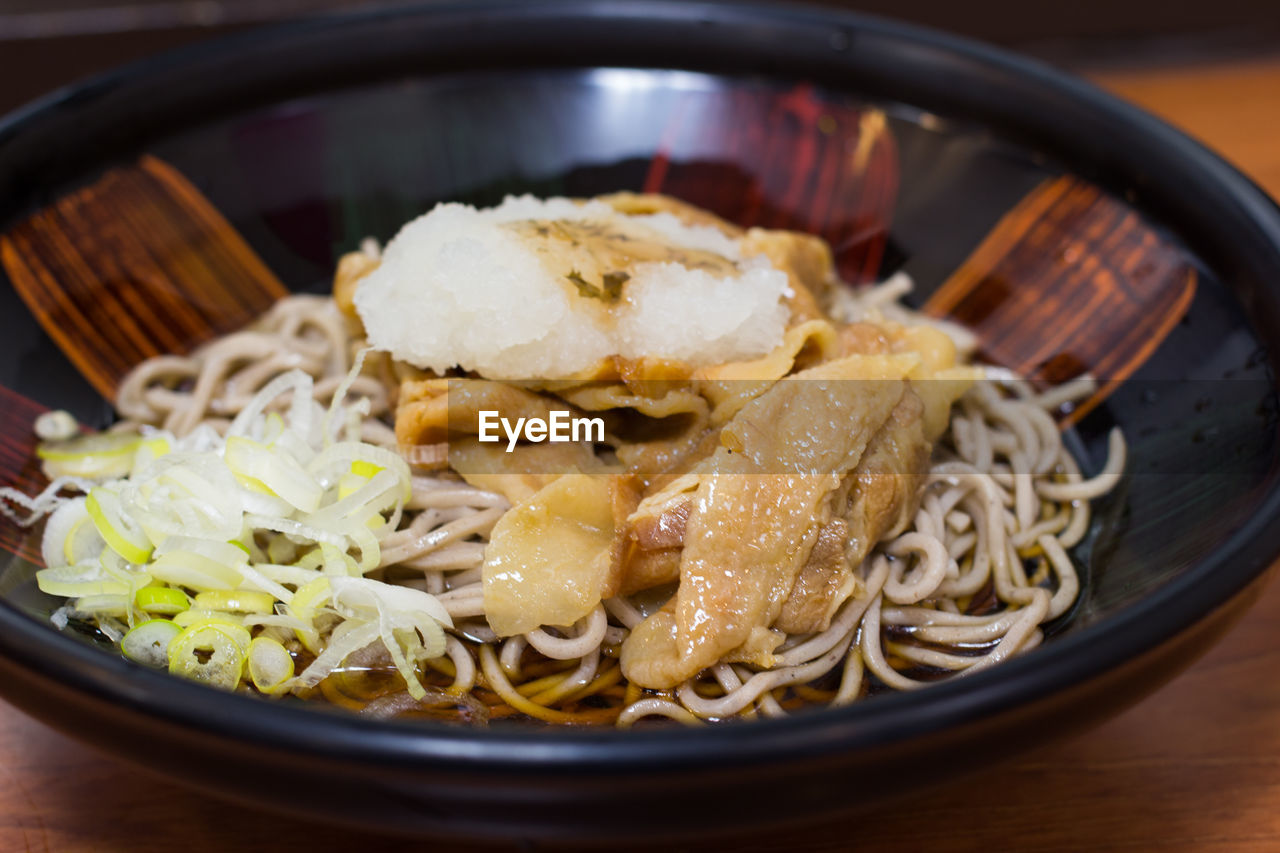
1;192;1123;725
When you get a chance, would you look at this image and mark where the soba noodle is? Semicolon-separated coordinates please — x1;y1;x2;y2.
98;288;1122;725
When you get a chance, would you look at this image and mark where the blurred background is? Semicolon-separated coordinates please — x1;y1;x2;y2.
1;0;1278;114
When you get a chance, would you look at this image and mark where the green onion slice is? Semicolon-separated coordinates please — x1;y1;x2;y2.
122;619;182;668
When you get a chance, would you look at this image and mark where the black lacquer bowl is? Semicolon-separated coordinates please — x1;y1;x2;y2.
0;0;1278;841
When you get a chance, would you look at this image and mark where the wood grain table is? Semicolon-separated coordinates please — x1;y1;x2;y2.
2;55;1279;853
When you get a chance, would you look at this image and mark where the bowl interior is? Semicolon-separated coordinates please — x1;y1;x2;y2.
0;62;1276;722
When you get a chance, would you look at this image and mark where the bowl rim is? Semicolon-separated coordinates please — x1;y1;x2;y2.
1;0;1279;774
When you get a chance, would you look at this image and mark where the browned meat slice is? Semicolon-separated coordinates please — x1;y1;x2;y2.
837;321;892;356
775;387;930;634
631;498;691;551
740;228;838;322
620;355;914;689
842;387;929;559
773;518;852;634
612;546;683;598
332;250;378;322
482;473;638;637
597;192;745;236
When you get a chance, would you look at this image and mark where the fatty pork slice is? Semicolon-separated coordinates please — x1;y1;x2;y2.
619;353;917;689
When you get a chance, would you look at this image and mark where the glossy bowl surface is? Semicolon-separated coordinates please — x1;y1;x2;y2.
0;0;1278;840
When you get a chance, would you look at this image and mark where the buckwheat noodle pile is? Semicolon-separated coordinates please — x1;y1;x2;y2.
106;285;1124;726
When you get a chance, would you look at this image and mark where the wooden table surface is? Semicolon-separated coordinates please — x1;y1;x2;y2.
2;56;1279;853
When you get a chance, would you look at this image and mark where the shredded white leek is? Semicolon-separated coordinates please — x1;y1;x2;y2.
248;636;294;694
122;619;181;668
21;364;451;698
